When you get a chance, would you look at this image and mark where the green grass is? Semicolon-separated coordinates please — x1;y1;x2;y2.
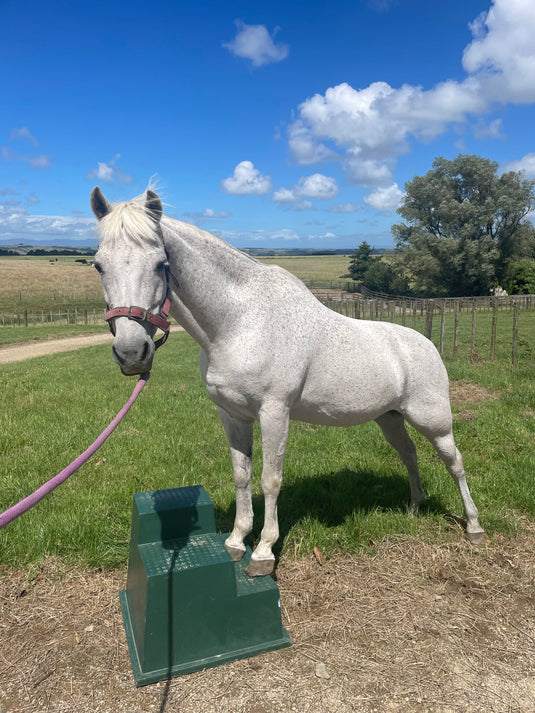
1;331;534;570
0;324;108;345
250;254;351;282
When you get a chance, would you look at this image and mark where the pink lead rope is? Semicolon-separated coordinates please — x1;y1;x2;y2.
0;372;150;531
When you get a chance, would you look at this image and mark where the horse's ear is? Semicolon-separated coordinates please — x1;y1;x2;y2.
145;190;162;223
91;186;112;220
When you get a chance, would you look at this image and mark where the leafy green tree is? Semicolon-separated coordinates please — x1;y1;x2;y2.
506;260;535;294
392;154;535;296
344;241;410;295
362;260;410;294
344;241;374;281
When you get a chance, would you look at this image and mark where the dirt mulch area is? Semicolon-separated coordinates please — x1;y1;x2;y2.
2;529;535;713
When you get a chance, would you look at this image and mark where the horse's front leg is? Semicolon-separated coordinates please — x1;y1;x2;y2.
245;402;290;578
218;408;254;562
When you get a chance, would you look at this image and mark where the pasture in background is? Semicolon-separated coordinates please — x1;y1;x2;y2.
1;330;533;568
1;255;533;366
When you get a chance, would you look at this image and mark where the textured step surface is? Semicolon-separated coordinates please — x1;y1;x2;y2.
121;486;291;686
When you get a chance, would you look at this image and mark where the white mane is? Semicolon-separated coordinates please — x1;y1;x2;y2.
96;190;164;250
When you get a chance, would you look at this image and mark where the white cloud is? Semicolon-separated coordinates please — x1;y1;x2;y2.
182;208;232;225
2;146;54;170
364;183;405;212
0;202;96;242
9;127;39;146
86;154;133;184
221;161;272;195
223;21;289;67
307;231;337;241
472;117;505;139
2;128;53;169
329;203;362;213
502;152;535;177
287;0;535;190
271;188;313;211
298;173;339;199
287;120;339;165
462;0;535;104
273;173;338;210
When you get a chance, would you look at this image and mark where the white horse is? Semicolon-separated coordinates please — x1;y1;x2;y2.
91;187;485;576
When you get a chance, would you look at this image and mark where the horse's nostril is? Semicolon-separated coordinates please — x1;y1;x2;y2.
141;341;149;362
112;345;125;365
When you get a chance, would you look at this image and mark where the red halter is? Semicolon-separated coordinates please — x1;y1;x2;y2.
105;290;172;350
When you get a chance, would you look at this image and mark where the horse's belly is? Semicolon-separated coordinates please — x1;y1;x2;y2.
290;377;400;427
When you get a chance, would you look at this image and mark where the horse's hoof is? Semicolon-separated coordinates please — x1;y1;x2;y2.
224;542;246;562
466;530;485;545
245;557;275;578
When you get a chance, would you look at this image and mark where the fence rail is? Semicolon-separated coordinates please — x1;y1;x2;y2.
0;308;107;327
1;290;533;366
318;293;534;366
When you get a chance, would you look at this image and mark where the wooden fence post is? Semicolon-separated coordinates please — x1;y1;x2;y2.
424;300;434;340
512;302;519;366
439;305;446;355
490;299;498;360
470;304;477;358
453;302;459;359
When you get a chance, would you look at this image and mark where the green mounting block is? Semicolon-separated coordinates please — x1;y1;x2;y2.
120;485;291;686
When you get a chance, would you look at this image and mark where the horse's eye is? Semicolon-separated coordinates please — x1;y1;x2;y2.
93;261;103;274
156;260;169;272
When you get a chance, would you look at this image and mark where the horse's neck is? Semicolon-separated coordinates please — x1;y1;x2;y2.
162;219;261;349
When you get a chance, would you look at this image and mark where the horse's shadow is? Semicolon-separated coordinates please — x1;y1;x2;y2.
214;467;450;559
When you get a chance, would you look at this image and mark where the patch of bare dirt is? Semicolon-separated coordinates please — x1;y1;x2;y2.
2;528;535;713
450;380;498;405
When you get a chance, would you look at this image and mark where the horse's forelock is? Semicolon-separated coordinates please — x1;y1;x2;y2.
97;193;163;250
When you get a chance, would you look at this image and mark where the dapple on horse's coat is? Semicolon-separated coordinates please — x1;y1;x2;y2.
91;187;484;576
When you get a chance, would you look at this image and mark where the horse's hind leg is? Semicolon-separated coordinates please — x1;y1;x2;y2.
404;400;485;543
375;411;425;512
426;429;485;544
218;408;254;562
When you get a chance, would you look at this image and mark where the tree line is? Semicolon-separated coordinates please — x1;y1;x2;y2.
345;154;535;296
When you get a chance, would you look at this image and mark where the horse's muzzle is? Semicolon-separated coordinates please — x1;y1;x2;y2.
111;321;155;375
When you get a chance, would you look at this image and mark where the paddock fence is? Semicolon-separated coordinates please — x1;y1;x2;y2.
1;308;108;328
317;289;534;366
1;287;533;366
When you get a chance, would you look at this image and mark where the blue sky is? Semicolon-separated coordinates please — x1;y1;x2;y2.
2;0;535;249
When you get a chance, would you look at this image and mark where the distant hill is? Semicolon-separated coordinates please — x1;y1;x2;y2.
1;245;390;258
240;248;390;257
0;245;97;256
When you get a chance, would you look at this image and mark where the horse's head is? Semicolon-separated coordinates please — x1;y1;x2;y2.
91;186;170;376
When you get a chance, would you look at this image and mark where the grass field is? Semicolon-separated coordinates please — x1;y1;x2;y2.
1;330;534;569
0;256;104;313
0;254;353;317
256;254;351;281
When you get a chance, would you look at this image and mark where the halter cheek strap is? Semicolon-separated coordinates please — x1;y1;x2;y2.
105;290;172;350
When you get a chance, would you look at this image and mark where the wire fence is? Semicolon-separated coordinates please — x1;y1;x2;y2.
317;292;534;366
1;308;107;327
1;289;533;365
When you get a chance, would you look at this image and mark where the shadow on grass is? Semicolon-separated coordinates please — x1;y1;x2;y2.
214;467;450;558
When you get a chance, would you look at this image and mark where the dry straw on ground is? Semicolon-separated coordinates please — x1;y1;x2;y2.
2;526;535;713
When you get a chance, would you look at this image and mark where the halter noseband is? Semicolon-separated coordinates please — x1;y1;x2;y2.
105;289;172;350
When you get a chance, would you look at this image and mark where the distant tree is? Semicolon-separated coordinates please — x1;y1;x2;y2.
506;260;535;294
344;241;374;282
344;241;410;295
392;154;535;296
